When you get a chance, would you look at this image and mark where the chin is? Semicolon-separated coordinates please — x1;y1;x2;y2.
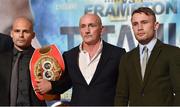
138;37;146;42
139;40;149;45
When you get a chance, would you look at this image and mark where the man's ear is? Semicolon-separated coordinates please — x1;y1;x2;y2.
154;22;159;31
10;30;13;38
101;26;104;35
32;32;35;39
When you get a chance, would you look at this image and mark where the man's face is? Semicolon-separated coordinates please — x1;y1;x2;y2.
11;18;35;51
131;12;159;45
79;14;103;45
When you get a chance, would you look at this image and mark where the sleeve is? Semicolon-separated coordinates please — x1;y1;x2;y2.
170;48;180;105
114;54;129;106
49;52;72;94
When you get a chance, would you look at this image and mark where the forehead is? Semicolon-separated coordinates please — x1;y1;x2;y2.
132;12;154;22
13;19;32;29
80;14;99;24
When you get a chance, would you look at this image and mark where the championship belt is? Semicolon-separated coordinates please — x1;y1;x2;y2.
30;44;65;101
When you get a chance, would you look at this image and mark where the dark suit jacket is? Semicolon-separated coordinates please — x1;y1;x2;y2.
0;46;46;106
0;33;13;52
114;40;180;106
51;41;126;106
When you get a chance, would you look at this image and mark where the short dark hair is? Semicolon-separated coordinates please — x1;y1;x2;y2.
131;7;156;22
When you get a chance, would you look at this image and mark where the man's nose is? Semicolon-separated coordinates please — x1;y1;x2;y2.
19;32;24;37
138;24;143;30
85;27;90;33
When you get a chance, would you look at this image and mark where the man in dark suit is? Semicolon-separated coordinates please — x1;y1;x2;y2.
0;33;13;52
114;7;180;106
0;17;46;106
36;13;126;106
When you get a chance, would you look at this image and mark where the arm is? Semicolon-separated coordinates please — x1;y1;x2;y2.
50;67;72;94
114;54;129;106
49;53;72;94
170;48;180;105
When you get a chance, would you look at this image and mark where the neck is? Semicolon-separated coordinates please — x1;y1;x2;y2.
14;45;31;51
14;45;24;51
82;40;101;59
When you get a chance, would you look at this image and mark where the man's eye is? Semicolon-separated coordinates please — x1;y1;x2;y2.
14;30;20;32
89;24;96;27
24;30;31;33
142;21;148;24
132;23;137;26
80;25;86;28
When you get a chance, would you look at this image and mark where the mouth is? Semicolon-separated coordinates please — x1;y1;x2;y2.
137;33;145;36
17;40;25;43
84;35;92;38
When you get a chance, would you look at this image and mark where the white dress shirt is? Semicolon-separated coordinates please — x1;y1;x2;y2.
78;40;103;84
139;37;157;67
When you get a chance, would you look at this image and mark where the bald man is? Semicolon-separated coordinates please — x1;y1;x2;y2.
36;13;126;106
0;17;46;106
0;0;41;48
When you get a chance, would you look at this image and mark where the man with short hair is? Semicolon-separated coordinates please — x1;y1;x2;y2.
0;17;46;106
114;7;180;106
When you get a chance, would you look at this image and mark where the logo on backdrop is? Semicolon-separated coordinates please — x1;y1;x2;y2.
31;0;180;52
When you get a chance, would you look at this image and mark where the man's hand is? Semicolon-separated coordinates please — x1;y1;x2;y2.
34;79;52;94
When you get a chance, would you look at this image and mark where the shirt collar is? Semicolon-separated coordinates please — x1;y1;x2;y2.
79;39;103;54
139;37;157;54
13;47;22;56
13;46;34;56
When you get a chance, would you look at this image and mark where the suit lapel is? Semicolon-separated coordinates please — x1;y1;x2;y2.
142;40;162;87
89;41;110;85
133;47;143;83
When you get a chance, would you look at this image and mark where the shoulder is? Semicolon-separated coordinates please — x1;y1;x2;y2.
161;43;180;57
0;33;13;52
103;41;126;53
0;33;12;41
156;40;180;53
63;45;79;56
162;43;179;50
154;39;179;51
120;47;138;60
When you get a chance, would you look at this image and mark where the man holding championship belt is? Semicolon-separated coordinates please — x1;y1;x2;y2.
36;13;126;106
0;17;46;106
